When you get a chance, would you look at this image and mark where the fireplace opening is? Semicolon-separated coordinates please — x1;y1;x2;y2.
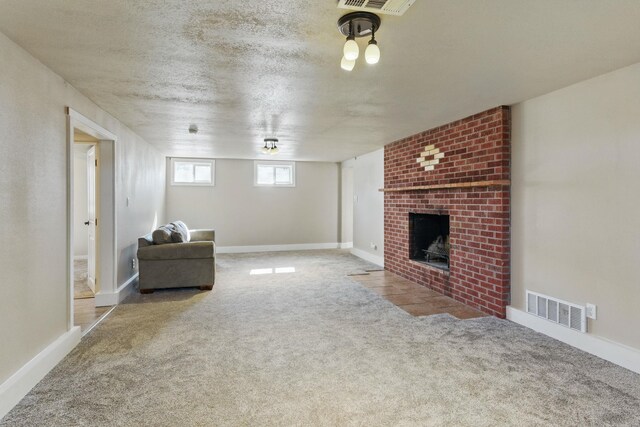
409;213;450;270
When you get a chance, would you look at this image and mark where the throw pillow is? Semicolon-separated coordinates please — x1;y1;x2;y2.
171;230;185;243
152;224;175;245
170;221;190;243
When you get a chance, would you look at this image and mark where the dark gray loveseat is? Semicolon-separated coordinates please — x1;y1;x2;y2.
137;224;216;293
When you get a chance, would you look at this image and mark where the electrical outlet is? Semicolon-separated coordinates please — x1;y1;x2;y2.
131;258;137;269
586;303;597;320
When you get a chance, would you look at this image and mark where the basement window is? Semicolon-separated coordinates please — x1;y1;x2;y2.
171;158;215;186
254;161;295;187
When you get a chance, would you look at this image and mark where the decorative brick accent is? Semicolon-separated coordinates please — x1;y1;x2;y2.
384;106;510;318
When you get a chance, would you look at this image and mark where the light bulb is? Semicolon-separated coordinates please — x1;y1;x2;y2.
270;146;279;154
261;145;269;154
340;56;355;71
365;42;380;65
343;38;359;61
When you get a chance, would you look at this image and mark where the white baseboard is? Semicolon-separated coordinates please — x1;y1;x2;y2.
217;243;340;254
507;306;640;374
350;248;384;267
94;273;138;307
73;255;88;261
339;242;353;249
0;326;81;420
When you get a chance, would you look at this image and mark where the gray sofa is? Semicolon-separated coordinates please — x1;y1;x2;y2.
137;226;216;293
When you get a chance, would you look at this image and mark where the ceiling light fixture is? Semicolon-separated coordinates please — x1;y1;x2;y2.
341;56;356;71
337;12;381;71
365;27;380;64
343;20;359;61
262;138;279;155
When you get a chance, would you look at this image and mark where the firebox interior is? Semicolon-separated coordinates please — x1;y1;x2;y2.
409;213;450;270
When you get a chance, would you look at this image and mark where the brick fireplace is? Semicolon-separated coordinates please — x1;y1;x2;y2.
383;106;510;317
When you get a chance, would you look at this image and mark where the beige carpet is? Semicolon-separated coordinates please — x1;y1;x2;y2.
3;250;640;426
73;259;94;300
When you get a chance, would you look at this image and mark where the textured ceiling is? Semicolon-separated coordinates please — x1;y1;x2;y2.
2;1;640;161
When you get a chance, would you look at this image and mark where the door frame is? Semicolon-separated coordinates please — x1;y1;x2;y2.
66;107;118;330
85;144;97;293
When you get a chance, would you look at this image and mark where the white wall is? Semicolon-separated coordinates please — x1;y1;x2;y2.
511;62;640;350
350;149;384;266
340;160;354;245
166;159;339;248
0;31;165;384
73;146;89;257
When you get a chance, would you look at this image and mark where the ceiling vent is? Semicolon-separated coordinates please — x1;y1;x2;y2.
526;290;587;333
338;0;415;16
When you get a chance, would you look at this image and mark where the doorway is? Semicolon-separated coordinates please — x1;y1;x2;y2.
73;138;95;297
72;132;108;332
340;164;354;249
67;109;118;335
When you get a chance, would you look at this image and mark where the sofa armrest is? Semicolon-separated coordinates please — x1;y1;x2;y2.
137;241;215;260
190;229;215;242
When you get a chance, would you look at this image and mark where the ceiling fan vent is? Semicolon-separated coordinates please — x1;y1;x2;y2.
338;0;415;16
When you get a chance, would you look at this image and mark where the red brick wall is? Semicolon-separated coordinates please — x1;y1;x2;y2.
384;106;510;317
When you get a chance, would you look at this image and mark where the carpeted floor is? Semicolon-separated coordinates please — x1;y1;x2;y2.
3;250;640;426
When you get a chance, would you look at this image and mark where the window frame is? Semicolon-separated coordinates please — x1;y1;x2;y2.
170;157;215;186
253;161;296;187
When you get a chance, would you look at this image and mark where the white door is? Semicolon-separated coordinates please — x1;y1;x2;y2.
87;146;97;292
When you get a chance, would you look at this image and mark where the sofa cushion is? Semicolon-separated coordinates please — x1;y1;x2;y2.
170;221;190;243
137;241;215;260
152;224;175;245
190;229;215;242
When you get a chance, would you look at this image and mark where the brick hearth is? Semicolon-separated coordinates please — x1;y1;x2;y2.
383;106;510;317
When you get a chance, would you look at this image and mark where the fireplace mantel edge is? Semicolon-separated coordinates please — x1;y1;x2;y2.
379;180;510;193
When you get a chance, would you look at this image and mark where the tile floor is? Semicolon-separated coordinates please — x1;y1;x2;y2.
350;270;487;319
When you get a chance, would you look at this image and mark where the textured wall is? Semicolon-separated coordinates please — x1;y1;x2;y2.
165;159;339;247
512;63;640;349
0;32;165;383
352;149;385;264
384;107;511;317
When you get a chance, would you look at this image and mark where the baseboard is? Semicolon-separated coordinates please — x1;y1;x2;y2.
0;326;81;420
73;255;88;261
94;273;138;307
507;306;640;374
350;248;384;267
217;243;340;254
339;242;353;249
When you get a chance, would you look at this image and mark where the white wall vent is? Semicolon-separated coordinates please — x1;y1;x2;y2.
338;0;416;16
526;290;587;333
